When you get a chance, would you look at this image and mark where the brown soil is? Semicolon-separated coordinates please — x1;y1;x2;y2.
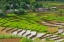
47;20;57;24
0;38;21;42
57;5;64;9
53;5;64;9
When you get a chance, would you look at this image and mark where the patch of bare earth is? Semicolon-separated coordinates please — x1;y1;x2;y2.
0;38;21;42
46;20;58;24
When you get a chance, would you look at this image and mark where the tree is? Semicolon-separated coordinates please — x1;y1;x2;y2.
18;8;25;14
14;8;25;15
34;2;43;8
30;0;36;5
5;4;10;10
20;2;28;9
21;0;30;4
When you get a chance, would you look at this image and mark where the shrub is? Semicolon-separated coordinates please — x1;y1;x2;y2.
19;37;32;42
20;2;28;9
46;38;50;41
34;2;43;8
32;6;36;11
3;4;10;10
61;40;64;42
33;38;46;42
0;12;6;17
14;8;25;15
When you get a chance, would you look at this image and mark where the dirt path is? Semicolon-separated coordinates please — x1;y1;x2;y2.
0;38;21;42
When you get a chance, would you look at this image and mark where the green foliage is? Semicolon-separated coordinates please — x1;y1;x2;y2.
21;0;30;4
61;40;64;42
0;9;6;17
5;4;10;10
0;12;4;16
30;0;36;5
33;38;43;42
32;6;36;11
46;38;50;41
20;2;28;9
58;10;63;16
19;38;55;42
18;8;25;14
43;16;64;22
34;2;43;8
14;8;25;14
0;34;21;39
36;0;64;2
19;37;32;42
0;13;47;33
33;38;55;42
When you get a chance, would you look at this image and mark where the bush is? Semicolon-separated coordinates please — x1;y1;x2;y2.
20;2;28;9
19;37;32;42
18;8;25;14
34;2;43;8
14;8;25;15
32;6;36;11
5;4;10;10
0;12;6;17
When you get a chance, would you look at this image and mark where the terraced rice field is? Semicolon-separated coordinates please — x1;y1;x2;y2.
0;12;64;42
0;27;64;42
0;14;47;33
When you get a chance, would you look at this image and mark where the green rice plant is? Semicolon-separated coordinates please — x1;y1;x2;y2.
0;34;22;39
0;13;47;33
19;37;32;42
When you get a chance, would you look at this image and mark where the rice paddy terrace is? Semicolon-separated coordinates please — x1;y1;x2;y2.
0;12;64;42
0;13;47;33
0;27;64;42
39;21;64;27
